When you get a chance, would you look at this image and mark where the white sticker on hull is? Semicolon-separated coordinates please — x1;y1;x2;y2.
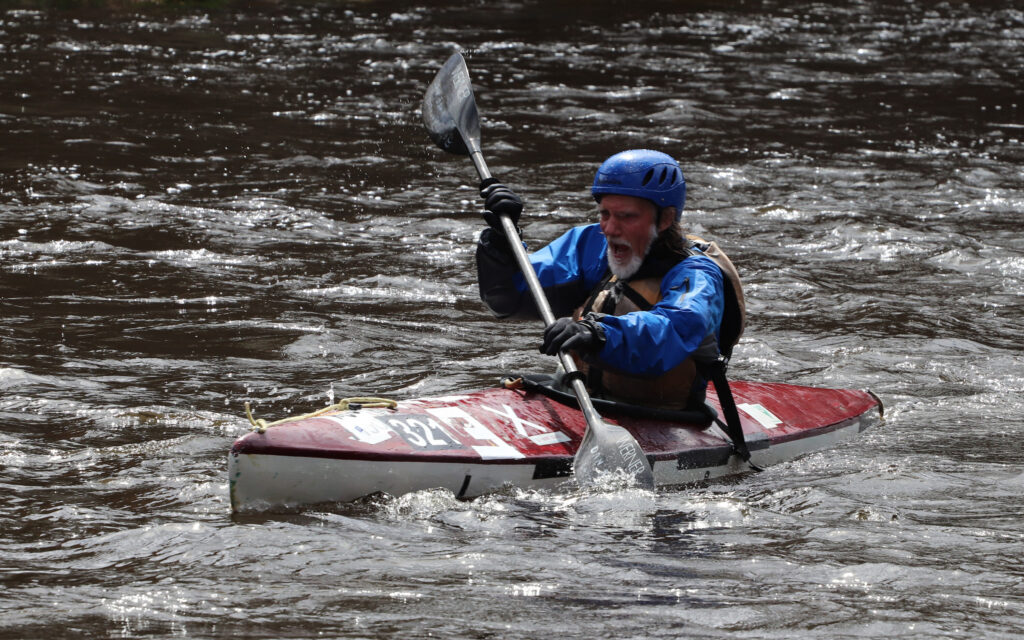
324;415;394;445
481;404;571;446
528;431;571;446
737;403;784;429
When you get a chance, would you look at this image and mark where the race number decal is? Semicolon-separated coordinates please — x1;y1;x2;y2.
427;406;524;460
381;415;462;451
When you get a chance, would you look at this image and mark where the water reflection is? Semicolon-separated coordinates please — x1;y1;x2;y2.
2;1;1023;637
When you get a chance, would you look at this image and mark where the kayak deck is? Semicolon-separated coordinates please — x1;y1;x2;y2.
229;380;882;512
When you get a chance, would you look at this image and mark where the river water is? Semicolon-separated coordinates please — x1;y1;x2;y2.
2;1;1022;638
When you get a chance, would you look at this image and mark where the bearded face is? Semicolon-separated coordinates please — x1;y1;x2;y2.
598;194;665;279
606;221;658;279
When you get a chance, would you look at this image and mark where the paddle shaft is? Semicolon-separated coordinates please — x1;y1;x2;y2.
465;154;607;432
422;51;653;488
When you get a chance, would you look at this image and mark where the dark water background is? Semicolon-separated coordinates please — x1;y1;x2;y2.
2;1;1023;638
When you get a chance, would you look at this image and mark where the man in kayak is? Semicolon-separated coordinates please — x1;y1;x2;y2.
475;149;744;411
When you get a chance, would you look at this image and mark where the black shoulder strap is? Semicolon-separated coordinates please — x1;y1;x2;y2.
617;281;654;311
579;271;615;317
696;354;761;468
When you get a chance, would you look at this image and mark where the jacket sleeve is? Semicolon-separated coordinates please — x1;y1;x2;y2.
594;256;725;376
476;224;607;320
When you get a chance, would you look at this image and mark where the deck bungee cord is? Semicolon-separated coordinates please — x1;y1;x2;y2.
244;397;398;434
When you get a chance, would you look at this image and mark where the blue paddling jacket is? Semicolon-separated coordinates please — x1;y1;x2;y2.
476;223;727;406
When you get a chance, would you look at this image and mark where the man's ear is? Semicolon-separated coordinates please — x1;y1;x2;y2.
657;207;676;232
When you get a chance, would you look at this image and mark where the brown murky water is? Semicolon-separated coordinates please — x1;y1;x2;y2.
2;1;1023;638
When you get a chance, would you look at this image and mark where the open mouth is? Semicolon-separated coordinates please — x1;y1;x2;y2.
608;240;631;264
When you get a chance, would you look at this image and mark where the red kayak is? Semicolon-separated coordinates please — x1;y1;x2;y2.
228;375;882;512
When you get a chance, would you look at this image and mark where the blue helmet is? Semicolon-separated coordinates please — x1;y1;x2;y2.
591;149;686;219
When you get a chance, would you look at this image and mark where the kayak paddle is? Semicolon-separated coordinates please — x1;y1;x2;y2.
421;51;656;491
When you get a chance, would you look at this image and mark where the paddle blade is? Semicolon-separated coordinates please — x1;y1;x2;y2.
573;418;655;491
422;51;481;157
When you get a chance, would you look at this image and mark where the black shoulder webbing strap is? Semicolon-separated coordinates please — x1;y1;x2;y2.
694;336;762;472
704;359;760;471
618;281;654;311
686;240;753;466
579;271;614;316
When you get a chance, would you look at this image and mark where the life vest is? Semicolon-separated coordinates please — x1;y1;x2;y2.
572;235;745;410
688;235;745;359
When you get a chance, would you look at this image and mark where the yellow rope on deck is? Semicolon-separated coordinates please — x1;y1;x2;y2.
502;376;525;390
245;397;398;434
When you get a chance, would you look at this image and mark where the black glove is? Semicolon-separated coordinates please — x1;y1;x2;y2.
480;178;522;235
540;315;606;356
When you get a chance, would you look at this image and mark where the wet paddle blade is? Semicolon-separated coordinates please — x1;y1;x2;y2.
573;416;655;491
422;52;481;157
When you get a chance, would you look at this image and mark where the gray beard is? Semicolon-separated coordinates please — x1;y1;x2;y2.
607;223;659;279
